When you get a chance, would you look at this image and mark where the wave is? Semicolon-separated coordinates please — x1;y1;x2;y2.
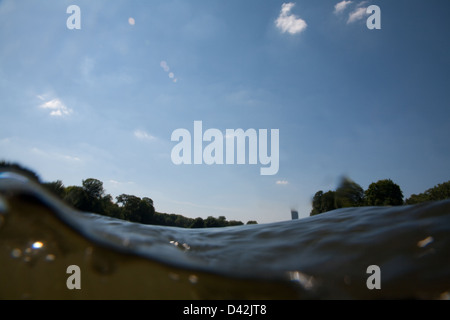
1;172;449;299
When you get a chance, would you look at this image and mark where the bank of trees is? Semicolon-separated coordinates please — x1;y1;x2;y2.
2;161;449;223
0;161;255;228
310;177;450;216
405;181;450;205
49;178;252;227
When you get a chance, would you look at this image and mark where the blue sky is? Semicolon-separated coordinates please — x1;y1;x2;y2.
1;0;449;223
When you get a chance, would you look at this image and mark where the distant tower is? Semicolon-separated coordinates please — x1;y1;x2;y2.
291;210;299;220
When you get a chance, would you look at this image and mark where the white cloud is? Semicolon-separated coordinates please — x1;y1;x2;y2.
334;1;352;14
31;147;81;162
275;3;307;35
134;129;156;141
61;154;81;162
347;6;367;23
276;180;289;185
106;179;135;188
39;98;72;117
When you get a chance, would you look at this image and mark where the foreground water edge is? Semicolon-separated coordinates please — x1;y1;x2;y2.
1;172;449;299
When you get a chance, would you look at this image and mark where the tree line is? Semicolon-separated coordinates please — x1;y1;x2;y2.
310;176;450;216
0;161;257;228
2;161;448;222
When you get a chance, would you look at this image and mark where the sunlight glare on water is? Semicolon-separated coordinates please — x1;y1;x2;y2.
32;241;44;249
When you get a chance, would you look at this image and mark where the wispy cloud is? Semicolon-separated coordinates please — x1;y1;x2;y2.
333;1;369;24
275;3;307;35
276;180;289;185
334;1;352;14
106;179;135;188
134;129;156;141
347;6;367;24
38;97;73;117
31;147;81;162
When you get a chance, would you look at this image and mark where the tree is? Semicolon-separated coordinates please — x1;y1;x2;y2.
101;194;123;219
217;216;227;227
43;180;66;199
310;177;364;216
82;178;104;200
139;197;155;224
335;177;364;208
406;181;450;204
310;190;337;216
77;178;106;214
116;194;155;224
405;193;430;205
64;186;91;212
311;190;324;216
142;197;154;207
365;179;403;206
2;162;250;228
205;216;220;228
190;217;205;228
246;220;258;225
116;194;142;222
322;190;337;212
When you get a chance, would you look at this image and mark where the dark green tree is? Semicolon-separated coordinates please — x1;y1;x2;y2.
77;178;106;213
310;190;337;216
322;190;337;212
116;194;142;222
42;180;66;199
139;197;155;224
228;220;244;226
311;190;324;216
365;179;403;206
406;181;450;204
64;186;91;212
217;216;227;227
335;177;364;208
116;194;155;224
82;178;104;200
405;193;430;205
101;194;123;219
205;216;220;228
190;217;205;228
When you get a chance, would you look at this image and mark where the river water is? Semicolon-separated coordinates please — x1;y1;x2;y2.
0;172;449;299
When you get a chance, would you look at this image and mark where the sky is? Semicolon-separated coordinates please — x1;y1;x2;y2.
1;0;449;224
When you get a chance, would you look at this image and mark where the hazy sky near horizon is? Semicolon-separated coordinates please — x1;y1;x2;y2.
1;0;449;223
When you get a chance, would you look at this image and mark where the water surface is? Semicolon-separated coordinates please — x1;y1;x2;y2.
1;172;449;299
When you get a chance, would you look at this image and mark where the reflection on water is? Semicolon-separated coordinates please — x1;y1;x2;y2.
0;172;450;299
